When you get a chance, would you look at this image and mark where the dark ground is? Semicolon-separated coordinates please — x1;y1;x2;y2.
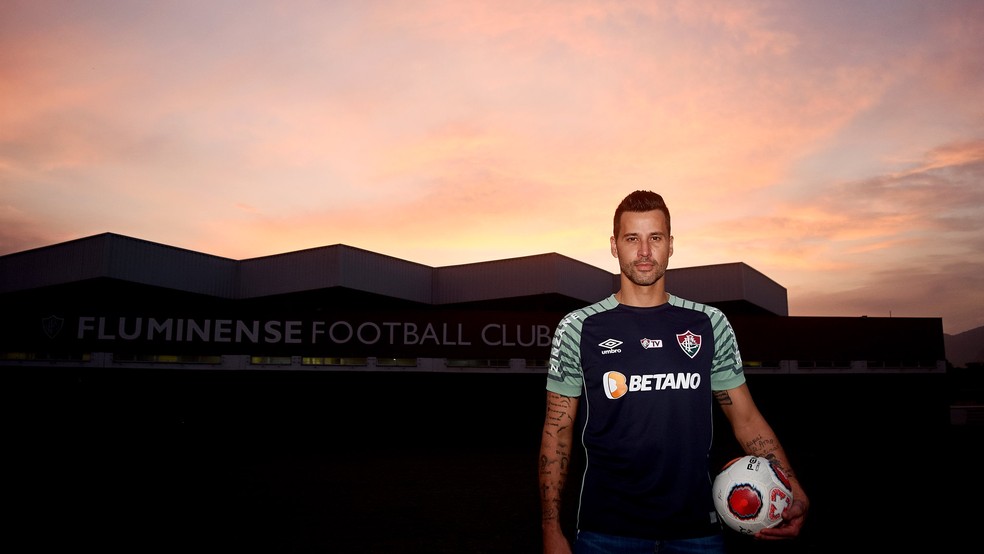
10;368;978;553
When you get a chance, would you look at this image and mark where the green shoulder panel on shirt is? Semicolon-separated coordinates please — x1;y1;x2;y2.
667;294;746;391
545;294;619;398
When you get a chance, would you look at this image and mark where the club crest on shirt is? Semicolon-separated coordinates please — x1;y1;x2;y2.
676;330;701;359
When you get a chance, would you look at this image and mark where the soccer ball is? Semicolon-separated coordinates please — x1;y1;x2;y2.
712;455;793;535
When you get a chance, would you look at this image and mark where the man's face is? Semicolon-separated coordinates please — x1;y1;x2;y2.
610;210;673;287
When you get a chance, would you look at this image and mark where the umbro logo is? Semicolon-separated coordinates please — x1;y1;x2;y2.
599;338;622;355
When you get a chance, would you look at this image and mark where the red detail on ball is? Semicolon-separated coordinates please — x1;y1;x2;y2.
727;484;763;520
768;487;790;521
771;464;792;490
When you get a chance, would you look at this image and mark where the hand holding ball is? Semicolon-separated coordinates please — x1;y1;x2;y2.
712;455;793;535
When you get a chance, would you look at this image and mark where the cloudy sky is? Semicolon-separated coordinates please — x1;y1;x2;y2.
2;0;982;335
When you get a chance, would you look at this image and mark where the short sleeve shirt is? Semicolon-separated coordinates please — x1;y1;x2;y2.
545;294;746;540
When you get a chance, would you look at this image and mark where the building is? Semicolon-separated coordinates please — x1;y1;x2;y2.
0;232;947;374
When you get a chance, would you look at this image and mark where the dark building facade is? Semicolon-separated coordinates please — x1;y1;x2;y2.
0;232;947;374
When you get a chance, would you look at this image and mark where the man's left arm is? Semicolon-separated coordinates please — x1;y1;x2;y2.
716;383;811;540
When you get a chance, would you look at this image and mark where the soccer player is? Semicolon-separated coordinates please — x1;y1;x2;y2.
538;190;809;553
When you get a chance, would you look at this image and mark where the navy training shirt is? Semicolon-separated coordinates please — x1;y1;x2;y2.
546;294;745;540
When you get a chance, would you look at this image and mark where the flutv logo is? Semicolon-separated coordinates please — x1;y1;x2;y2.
602;370;702;399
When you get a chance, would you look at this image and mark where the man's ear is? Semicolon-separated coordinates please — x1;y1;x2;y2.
668;235;674;258
610;236;618;258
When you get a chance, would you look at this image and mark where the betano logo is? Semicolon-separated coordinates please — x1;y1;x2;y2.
602;370;702;400
602;371;629;399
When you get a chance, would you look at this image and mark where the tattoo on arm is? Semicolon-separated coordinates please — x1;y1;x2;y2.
744;434;797;480
743;434;778;459
540;394;574;523
713;390;733;405
543;395;574;438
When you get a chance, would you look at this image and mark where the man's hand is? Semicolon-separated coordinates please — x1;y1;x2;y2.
755;496;809;540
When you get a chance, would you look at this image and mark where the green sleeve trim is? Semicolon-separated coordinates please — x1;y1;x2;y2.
545;295;618;397
668;294;746;391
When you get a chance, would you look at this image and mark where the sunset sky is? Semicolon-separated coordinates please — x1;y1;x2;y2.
2;1;982;335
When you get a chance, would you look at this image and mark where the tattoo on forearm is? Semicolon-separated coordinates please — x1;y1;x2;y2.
743;434;776;454
744;434;797;480
540;394;574;523
540;451;569;523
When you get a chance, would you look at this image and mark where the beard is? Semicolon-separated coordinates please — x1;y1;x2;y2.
621;258;666;287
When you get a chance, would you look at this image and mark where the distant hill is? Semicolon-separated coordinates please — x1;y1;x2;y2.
945;326;984;368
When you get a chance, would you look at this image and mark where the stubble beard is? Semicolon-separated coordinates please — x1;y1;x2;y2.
622;259;665;288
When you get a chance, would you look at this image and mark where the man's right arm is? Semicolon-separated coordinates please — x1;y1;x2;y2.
539;390;578;554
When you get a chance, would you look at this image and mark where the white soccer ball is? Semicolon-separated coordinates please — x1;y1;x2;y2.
712;455;793;535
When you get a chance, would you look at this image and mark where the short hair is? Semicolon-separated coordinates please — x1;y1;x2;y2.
613;190;671;237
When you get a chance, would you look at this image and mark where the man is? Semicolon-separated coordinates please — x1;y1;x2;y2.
539;190;809;553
